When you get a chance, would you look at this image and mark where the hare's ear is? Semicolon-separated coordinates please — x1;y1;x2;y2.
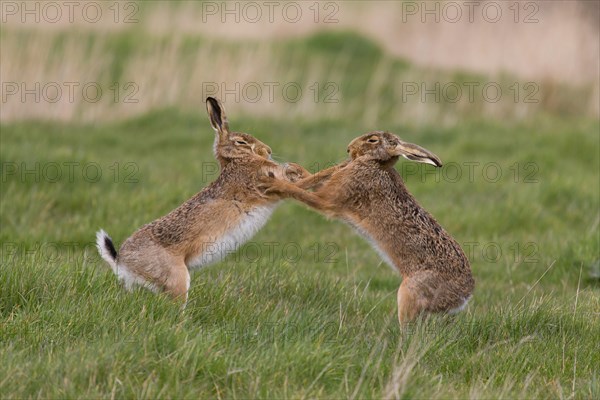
391;140;442;167
206;97;230;140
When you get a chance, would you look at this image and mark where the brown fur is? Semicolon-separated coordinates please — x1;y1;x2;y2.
98;97;310;302
262;131;474;323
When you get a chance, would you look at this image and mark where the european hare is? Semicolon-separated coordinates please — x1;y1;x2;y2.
262;131;474;323
96;97;308;301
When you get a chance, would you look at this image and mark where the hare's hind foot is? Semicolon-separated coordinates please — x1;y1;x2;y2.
447;294;472;314
163;261;190;303
397;280;422;324
114;263;159;293
115;257;190;303
397;272;473;324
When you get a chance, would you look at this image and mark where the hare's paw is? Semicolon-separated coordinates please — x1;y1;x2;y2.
259;176;297;198
283;162;310;182
257;174;283;195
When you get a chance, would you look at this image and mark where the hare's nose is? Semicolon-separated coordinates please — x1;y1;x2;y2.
347;148;350;153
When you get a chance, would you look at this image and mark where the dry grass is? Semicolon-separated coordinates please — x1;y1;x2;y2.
1;1;598;123
1;31;595;124
3;1;598;84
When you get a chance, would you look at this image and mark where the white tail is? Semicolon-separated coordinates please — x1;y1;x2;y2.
96;229;118;274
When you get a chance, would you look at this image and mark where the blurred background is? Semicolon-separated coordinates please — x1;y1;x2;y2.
1;0;598;124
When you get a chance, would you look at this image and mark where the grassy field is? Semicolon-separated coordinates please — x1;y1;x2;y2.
1;7;599;397
1;107;598;397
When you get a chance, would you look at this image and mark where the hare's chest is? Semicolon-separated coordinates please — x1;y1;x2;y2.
188;204;278;269
347;219;398;273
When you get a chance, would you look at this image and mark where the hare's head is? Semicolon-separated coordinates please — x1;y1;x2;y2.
347;131;442;167
206;97;273;162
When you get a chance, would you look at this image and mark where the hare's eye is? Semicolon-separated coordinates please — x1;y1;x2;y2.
367;138;378;143
236;140;247;145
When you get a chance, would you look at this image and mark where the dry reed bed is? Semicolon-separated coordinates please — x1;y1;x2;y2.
1;1;598;123
3;1;598;83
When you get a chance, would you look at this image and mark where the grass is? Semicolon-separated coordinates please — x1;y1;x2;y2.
1;108;598;398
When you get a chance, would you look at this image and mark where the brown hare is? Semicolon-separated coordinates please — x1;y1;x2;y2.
96;97;309;302
261;131;474;323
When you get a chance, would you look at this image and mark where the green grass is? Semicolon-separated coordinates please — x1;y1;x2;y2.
1;110;598;398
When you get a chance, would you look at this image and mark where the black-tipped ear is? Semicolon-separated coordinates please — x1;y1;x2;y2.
206;97;230;137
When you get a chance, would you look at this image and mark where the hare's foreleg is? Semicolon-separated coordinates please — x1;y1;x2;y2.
267;180;336;214
295;162;348;190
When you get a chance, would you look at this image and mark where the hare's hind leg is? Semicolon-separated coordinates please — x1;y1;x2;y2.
163;260;190;302
143;252;190;302
397;279;426;324
399;271;471;323
120;248;190;303
398;272;448;324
